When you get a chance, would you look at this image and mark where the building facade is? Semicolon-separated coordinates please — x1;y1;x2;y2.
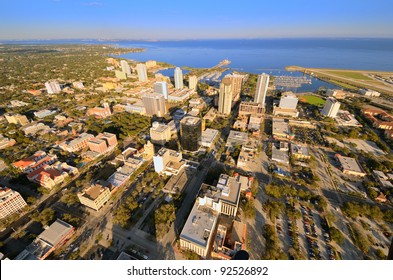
120;60;131;76
254;73;269;107
0;187;27;219
218;78;233;115
180;116;202;151
136;63;148;82
188;75;198;91
150;122;172;145
78;183;111;211
142;93;167;117
154;81;169;99
174;67;183;89
322;97;341;118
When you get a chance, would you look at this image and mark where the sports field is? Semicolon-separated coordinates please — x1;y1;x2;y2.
300;95;325;106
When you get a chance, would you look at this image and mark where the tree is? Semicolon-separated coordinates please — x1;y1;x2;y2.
242;199;256;219
31;208;56;226
329;227;344;244
155;203;176;239
62;213;81;227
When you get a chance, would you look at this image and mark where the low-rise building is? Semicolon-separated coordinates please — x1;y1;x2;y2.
226;130;248;148
34;109;56;119
335;154;366;177
0;134;16;150
78;183;111;211
153;147;185;176
168;88;194;103
13;151;57;173
335;110;362;127
22;122;51;136
5;114;29;126
15;219;75;260
272;142;290;165
327;89;346;99
248;116;262;133
0;187;27;219
238;102;264;117
359;89;380;97
290;143;310;160
150;122;172;145
200;128;219;149
363;107;393;130
59;132;94;152
87;103;112;119
87;132;118;155
272;118;294;140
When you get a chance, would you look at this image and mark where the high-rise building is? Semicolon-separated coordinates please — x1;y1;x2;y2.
174;67;183;89
226;73;246;102
45;81;61;94
0;187;27;219
120;60;131;76
279;92;298;109
180;116;202;151
188;75;198;91
154;81;169;99
322;97;341;118
136;63;148;82
142;93;167;117
254;73;270;107
218;78;233;115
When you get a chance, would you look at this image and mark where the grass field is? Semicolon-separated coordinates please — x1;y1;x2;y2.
300;95;325;106
325;71;374;81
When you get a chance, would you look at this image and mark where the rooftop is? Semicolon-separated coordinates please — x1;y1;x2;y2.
272;118;290;136
336;155;364;174
180;202;219;248
80;184;108;200
181;116;201;125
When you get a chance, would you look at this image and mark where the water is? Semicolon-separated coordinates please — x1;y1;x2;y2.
114;38;393;91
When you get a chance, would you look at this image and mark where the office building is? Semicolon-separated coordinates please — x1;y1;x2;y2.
322;97;341;118
153;147;185;176
254;73;269;106
0;187;27;219
45;81;61;94
78;183;111;211
59;132;94;153
238;102;264;117
142;93;167;117
335;154;366;177
15;219;75;260
189;75;198;91
88;132;118;154
86;103;112;119
218;78;233;115
120;60;131;76
174;67;183;89
136;63;148;82
200;128;219;148
226;130;248;148
180;116;202;152
226;73;246;102
4;114;29;126
150;122;171;145
154;81;169;99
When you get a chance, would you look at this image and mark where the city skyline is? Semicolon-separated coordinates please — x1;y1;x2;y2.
1;0;393;40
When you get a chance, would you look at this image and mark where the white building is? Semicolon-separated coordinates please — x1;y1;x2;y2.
120;60;131;76
189;75;198;91
174;67;183;89
154;81;169;99
45;81;61;94
359;89;381;97
279;92;298;109
322;97;341;118
136;63;148;82
200;128;219;148
0;187;27;219
254;73;269;107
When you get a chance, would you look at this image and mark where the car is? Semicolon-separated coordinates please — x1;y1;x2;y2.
143;255;149;260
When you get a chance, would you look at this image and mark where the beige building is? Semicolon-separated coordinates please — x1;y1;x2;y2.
238;102;264;117
218;78;233;115
143;141;155;159
145;60;157;68
78;183;111;211
290;143;311;160
225;73;246;102
150;122;171;145
0;187;27;219
188;75;198;91
335;154;366;177
153;147;185;176
142;93;167;117
5;114;29;126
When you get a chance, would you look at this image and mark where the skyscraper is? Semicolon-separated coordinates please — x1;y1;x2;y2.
142;93;167;117
180;116;202;152
154;81;169;99
226;73;246;102
218;78;233;115
136;63;148;82
120;60;131;76
188;75;198;91
322;97;341;118
174;67;183;89
254;73;270;107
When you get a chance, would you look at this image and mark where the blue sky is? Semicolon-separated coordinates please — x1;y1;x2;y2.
0;0;392;40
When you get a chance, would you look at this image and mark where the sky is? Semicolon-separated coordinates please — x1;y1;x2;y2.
0;0;392;40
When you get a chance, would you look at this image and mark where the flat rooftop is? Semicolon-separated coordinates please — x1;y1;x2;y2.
180;202;219;248
272;145;289;164
272;118;290;136
336;155;364;173
81;184;107;200
201;128;219;142
181;116;201;125
227;130;248;142
290;143;310;157
216;174;241;206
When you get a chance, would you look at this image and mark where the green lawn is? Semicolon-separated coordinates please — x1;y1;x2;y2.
300;95;325;106
326;71;373;81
